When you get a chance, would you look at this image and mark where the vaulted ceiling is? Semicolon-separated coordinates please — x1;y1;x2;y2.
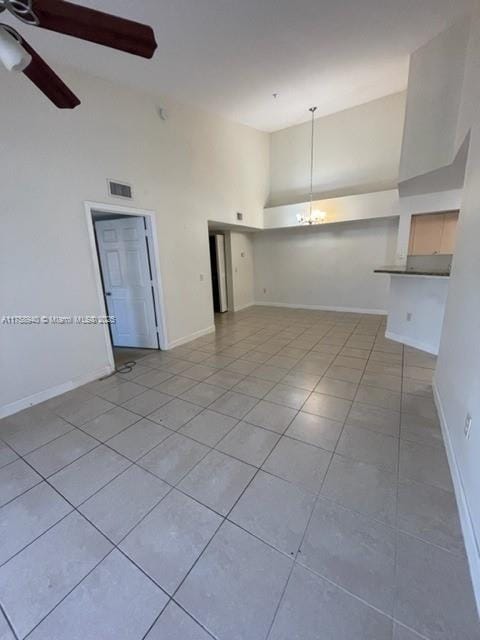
2;0;473;130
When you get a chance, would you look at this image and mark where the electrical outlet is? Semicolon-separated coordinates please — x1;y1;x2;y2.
464;413;473;439
263;288;267;294
199;274;204;282
406;312;412;322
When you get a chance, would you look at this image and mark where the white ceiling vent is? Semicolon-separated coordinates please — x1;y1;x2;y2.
108;179;133;199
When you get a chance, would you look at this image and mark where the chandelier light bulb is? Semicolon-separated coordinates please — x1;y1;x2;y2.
296;210;327;225
312;209;327;223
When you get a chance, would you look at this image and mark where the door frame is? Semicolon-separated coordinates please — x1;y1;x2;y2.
84;201;168;370
208;230;231;313
214;234;228;313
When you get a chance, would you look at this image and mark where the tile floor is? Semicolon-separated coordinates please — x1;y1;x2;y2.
0;307;479;640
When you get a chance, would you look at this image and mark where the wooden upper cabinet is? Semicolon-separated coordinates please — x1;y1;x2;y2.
408;211;459;256
440;211;459;254
409;213;444;255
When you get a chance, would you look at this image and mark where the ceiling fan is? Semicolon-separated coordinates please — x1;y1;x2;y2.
0;0;157;109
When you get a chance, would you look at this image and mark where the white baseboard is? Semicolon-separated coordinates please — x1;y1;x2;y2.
433;380;480;614
0;364;113;420
1;325;217;417
385;330;438;355
167;325;216;349
254;301;387;315
233;302;255;312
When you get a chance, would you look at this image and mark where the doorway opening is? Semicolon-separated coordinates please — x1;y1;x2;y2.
85;203;167;371
209;233;228;314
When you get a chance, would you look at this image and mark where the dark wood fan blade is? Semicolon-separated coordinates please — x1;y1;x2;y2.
21;40;81;108
32;0;157;58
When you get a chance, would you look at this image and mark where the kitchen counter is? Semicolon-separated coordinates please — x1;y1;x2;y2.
374;265;450;354
374;266;450;277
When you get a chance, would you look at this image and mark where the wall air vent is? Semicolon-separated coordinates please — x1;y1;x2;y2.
108;180;133;199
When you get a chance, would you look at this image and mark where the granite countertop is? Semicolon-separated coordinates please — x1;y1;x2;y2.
374;266;450;277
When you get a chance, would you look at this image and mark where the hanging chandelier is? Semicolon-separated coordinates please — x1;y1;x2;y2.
296;106;327;225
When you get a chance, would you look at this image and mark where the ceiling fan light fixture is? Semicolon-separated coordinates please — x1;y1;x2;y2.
0;24;31;71
0;0;158;108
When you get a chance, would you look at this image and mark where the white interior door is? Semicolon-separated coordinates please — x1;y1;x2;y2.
215;234;228;312
95;217;158;348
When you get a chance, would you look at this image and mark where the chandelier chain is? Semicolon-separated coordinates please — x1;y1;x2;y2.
296;106;326;225
309;106;317;216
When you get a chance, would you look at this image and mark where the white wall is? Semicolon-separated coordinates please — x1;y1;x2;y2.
436;124;480;608
400;19;469;182
456;5;480;150
253;217;398;313
0;68;269;415
269;92;406;206
229;232;255;311
431;4;480;609
386;276;449;354
264;189;399;229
